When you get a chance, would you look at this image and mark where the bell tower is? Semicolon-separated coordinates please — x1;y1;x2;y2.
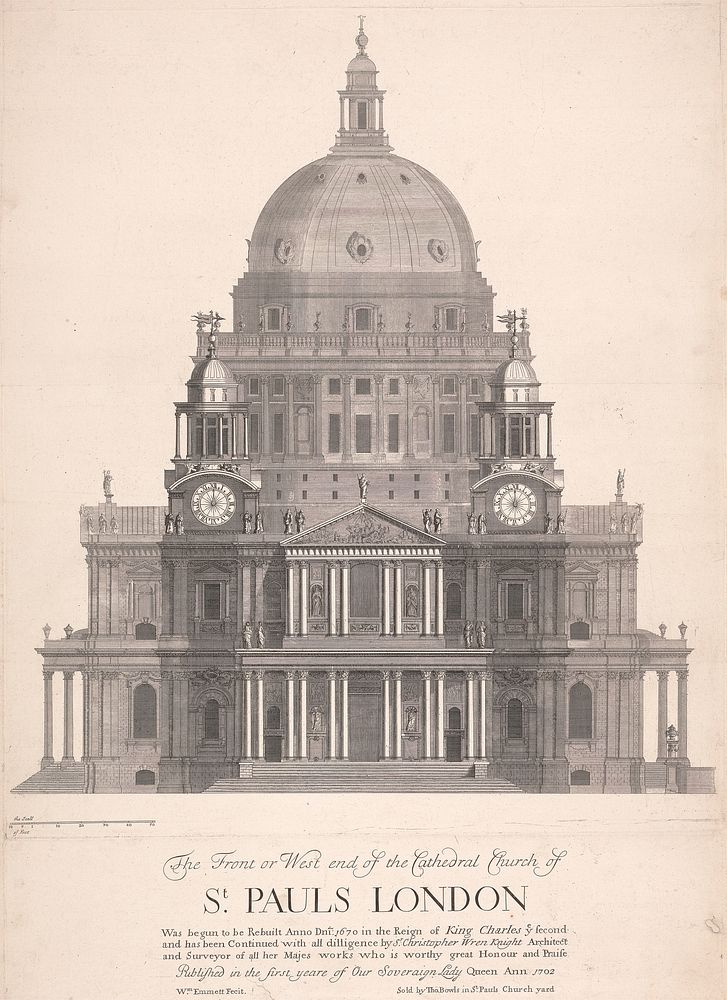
332;17;392;153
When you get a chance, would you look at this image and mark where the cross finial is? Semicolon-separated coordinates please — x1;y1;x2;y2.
356;14;368;54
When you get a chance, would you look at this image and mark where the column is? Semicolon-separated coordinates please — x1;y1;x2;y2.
261;378;270;457
328;563;337;635
299;561;308;637
314;377;323;457
243;672;252;758
230;410;237;459
255;671;264;759
174;411;182;459
217;414;223;457
432;378;440;455
340;561;350;636
554;670;567;757
186;413;193;459
233;671;243;762
82;670;90;761
479;671;487;758
62;670;75;762
485;669;494;759
381;562;391;635
340;671;349;759
382;671;391;759
339;95;345;129
378;95;384;129
299;672;308;759
42;672;54;765
286;561;296;636
238;410;248;459
677;672;688;758
375;375;385;457
458;378;468;458
286;671;295;758
422;671;432;759
466;671;475;759
534;412;541;457
286;378;295;456
546;412;553;457
404;376;414;457
342;376;352;460
434;561;444;636
393;562;403;636
657;669;669;759
393;670;402;759
435;671;445;759
328;670;337;759
421;562;432;635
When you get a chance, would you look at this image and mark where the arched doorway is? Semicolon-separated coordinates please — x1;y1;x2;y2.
264;704;283;762
445;706;463;762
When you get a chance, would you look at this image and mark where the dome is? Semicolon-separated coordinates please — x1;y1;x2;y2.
188;355;233;385
493;358;539;385
249;153;478;274
347;53;377;73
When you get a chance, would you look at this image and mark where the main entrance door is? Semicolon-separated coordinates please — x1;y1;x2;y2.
348;673;382;761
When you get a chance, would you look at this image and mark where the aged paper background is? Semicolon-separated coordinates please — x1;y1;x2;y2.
2;1;725;998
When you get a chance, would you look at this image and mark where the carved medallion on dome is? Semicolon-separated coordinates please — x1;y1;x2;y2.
274;238;296;265
428;238;450;263
315;172;326;183
346;232;374;264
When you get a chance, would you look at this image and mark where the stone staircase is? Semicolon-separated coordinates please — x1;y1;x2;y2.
206;761;522;793
644;762;667;793
12;764;86;794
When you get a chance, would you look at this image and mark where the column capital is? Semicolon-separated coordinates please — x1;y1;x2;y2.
285;670;295;680
466;670;476;680
299;670;309;680
242;670;253;680
676;670;689;683
339;670;349;680
327;669;337;681
63;669;76;679
392;670;403;680
434;670;445;680
381;670;391;680
253;669;264;680
656;669;671;680
482;668;494;681
421;670;432;679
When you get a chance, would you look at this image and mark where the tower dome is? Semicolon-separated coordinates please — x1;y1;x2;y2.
247;22;477;275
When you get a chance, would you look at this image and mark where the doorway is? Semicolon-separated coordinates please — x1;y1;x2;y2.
349;692;381;761
264;735;283;762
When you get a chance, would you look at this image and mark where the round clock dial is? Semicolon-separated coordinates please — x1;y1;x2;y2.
191;481;236;526
493;482;537;527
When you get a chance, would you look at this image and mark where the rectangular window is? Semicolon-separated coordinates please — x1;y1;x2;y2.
272;412;284;453
442;413;456;453
194;416;204;455
276;490;282;500
388;490;394;500
276;473;281;482
355;378;371;395
249;377;260;396
524;416;534;456
329;378;341;395
468;413;479;455
333;473;338;482
442;376;456;396
414;473;420;482
388;378;400;395
355;414;372;453
248;413;260;452
203;583;222;621
387;414;400;453
506;583;525;620
302;474;308;482
267;307;281;332
444;307;459;332
328;414;341;453
509;416;523;457
414;489;420;500
332;490;338;499
444;489;450;500
272;376;285;397
357;101;368;129
205;417;218;456
302;490;308;500
354;307;372;332
445;473;450;482
388;473;395;482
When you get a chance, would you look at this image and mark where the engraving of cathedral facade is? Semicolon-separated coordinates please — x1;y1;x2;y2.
14;23;714;795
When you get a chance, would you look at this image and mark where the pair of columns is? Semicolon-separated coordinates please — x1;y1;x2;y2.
478;410;553;459
175;410;250;461
382;669;487;760
656;669;689;759
42;670;76;766
285;559;445;638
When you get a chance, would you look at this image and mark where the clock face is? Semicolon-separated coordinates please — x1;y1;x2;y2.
493;482;537;527
191;481;236;526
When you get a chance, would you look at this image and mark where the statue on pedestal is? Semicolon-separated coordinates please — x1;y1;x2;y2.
98;512;107;533
310;706;323;732
405;707;418;732
358;473;369;502
477;513;487;534
556;511;566;534
165;512;174;534
243;511;252;534
476;620;487;648
616;468;625;498
544;512;554;534
433;509;442;534
467;511;477;535
255;511;264;533
463;621;474;648
103;469;113;502
422;509;432;532
256;621;266;648
175;513;184;535
242;622;253;649
295;509;306;533
283;508;293;534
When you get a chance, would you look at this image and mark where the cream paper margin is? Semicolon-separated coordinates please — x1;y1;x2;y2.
1;2;725;998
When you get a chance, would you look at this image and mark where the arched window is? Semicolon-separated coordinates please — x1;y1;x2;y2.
132;684;157;739
507;698;523;739
266;705;281;730
568;683;593;739
448;707;462;730
350;563;379;617
135;621;156;639
264;581;283;619
570;621;590;639
571;769;591;786
135;583;155;621
446;582;462;619
135;769;155;786
204;699;220;740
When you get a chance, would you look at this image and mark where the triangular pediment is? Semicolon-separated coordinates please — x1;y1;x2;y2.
281;504;445;549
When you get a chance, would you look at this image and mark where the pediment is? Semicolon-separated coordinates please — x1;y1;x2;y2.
282;505;444;549
567;560;600;577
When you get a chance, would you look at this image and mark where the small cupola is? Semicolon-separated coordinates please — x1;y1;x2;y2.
332;17;392;154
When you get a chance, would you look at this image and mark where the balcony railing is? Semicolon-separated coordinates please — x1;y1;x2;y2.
197;330;515;357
